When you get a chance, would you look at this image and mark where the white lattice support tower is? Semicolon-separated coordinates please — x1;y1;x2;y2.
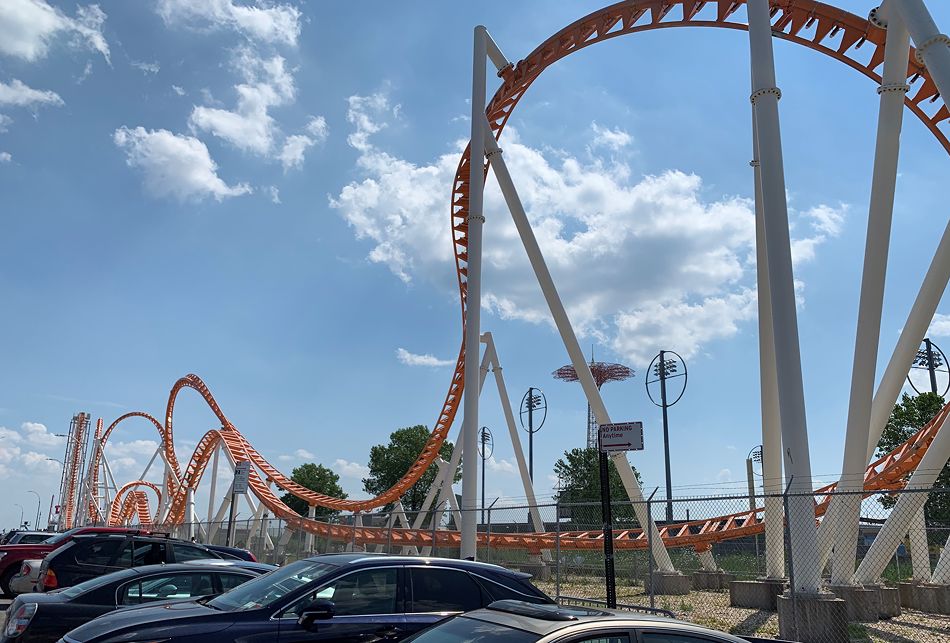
933;532;950;583
482;122;673;572
909;504;932;582
748;0;821;594
698;548;719;572
305;504;316;552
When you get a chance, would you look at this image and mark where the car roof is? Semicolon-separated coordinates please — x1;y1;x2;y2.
302;553;532;577
125;560;275;575
454;601;747;641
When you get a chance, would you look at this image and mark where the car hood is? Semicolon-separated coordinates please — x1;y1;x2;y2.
64;601;232;643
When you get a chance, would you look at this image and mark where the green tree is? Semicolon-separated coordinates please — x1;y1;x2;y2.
875;392;949;524
279;463;347;521
553;447;642;523
362;425;457;514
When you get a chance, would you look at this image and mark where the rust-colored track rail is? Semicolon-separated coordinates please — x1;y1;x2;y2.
106;0;949;552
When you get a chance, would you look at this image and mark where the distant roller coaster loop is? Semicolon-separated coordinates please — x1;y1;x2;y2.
102;0;949;552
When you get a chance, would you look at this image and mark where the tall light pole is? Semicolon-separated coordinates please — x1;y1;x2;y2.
746;445;763;566
907;338;949;396
478;427;493;525
15;503;25;529
28;490;41;531
646;350;688;523
519;388;547;481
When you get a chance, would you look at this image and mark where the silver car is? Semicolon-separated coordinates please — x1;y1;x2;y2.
9;559;43;595
402;600;788;643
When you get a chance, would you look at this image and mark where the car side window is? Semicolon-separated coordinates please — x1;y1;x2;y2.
283;568;398;618
218;572;252;592
119;572;213;604
75;540;124;567
172;543;213;562
640;633;723;643
563;636;630;643
409;568;482;613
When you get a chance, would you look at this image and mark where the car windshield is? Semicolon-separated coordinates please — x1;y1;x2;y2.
60;568;139;599
403;616;539;643
209;559;337;612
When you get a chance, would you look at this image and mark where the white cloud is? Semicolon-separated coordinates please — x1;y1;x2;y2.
114;126;252;202
0;422;66;480
157;0;301;47
189;47;295;156
590;122;632;150
131;60;160;75
20;422;64;448
487;456;515;474
0;79;63;108
334;458;370;479
0;114;11;131
717;468;733;483
928;313;950;338
332;92;845;365
77;61;93;84
172;85;186;96
0;0;109;63
396;348;454;368
277;116;329;171
790;203;848;265
0;152;10;163
294;448;315;459
267;185;281;203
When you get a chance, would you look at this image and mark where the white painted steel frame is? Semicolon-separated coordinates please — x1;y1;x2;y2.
748;0;821;593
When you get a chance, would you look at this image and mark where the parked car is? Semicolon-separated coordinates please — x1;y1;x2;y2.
60;554;554;643
1;528;146;597
37;533;225;591
1;560;275;643
0;533;53;546
9;560;43;596
203;544;257;562
401;599;779;643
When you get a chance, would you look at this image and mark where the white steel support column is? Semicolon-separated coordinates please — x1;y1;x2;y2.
699;549;719;572
933;532;950;583
186;487;196;541
462;25;490;559
748;0;820;594
483;125;673;571
207;484;233;542
483;332;546;534
825;14;910;585
207;444;220;525
854;412;950;583
305;505;316;552
752;116;786;580
892;1;950;100
909;504;932;582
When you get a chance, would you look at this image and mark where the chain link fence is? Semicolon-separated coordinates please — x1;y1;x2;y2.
163;485;950;642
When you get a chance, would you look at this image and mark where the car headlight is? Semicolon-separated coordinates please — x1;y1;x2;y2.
4;603;38;638
0;552;7;560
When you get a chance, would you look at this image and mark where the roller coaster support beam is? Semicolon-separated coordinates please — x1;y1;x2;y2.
909;505;931;582
186;487;195;541
482;123;674;572
748;0;820;594
752;113;786;580
893;1;950;101
206;443;220;525
207;486;232;543
853;411;950;583
462;24;494;559
305;505;316;552
483;332;547;541
933;532;950;583
822;8;910;585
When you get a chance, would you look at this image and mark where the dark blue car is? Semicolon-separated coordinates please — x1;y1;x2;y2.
59;554;553;643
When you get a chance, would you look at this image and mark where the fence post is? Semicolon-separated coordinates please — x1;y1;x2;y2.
486;505;492;564
431;506;438;556
387;512;393;554
555;501;561;602
782;477;798;642
647;487;658;610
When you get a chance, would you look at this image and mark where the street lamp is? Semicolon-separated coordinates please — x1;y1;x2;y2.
477;427;493;525
27;490;41;532
519;388;547;482
907;338;950;396
746;446;763;566
14;503;25;529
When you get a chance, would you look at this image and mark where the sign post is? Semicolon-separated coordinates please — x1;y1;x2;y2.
597;421;644;609
226;460;251;546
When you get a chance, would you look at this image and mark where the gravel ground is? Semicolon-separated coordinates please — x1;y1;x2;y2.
535;579;950;642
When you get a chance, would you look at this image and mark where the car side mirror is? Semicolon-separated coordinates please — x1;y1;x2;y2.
297;599;335;629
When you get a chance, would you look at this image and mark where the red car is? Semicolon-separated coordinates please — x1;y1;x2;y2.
0;527;143;597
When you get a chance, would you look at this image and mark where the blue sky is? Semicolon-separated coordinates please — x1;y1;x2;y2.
2;0;950;529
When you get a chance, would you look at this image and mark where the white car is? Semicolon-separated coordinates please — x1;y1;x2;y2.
9;559;42;595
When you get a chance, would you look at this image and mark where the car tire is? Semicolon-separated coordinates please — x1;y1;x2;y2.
1;566;17;598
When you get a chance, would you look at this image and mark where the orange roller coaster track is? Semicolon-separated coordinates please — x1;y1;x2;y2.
104;0;949;553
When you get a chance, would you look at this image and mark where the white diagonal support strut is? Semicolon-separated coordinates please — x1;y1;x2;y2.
482;123;673;572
